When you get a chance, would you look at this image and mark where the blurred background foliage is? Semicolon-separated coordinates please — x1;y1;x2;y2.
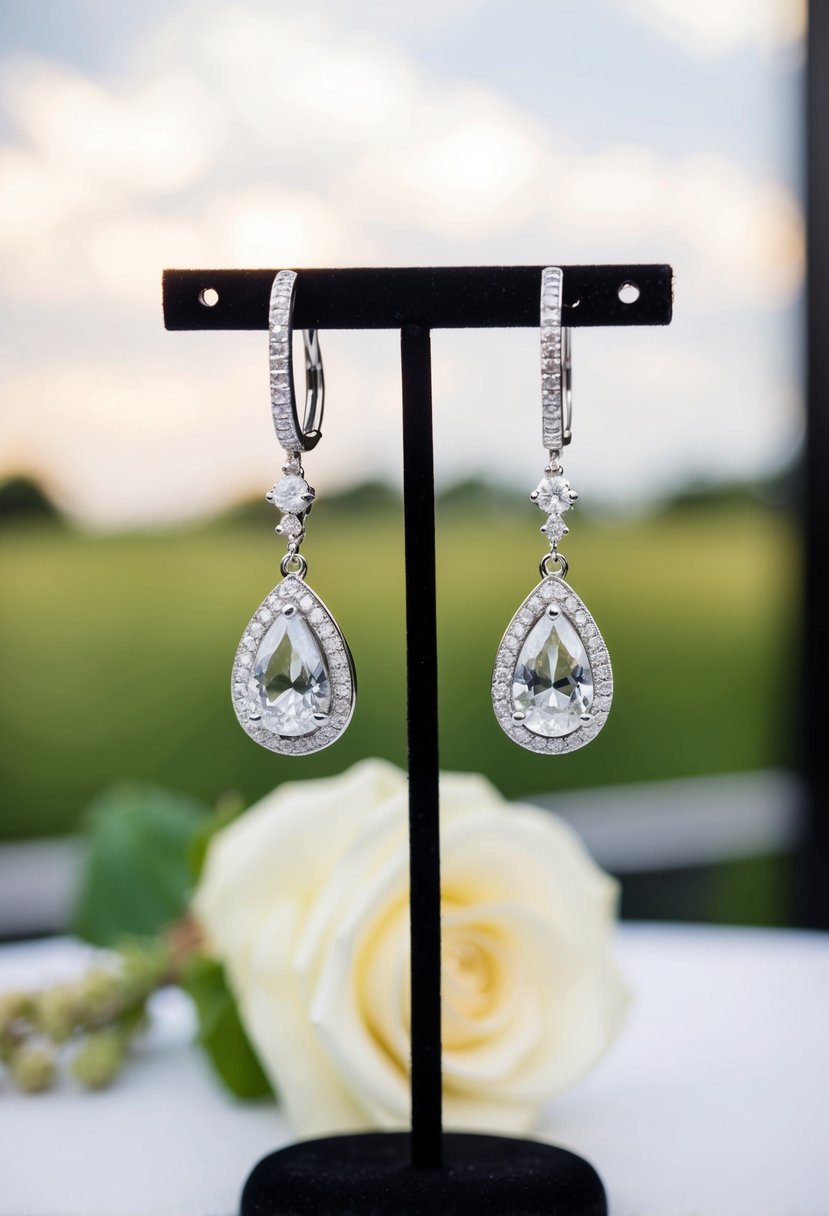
0;1;805;931
0;475;797;844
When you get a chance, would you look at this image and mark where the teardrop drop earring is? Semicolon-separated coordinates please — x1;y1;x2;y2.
491;267;613;754
230;270;356;755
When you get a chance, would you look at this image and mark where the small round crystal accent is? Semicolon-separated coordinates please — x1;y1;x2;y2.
532;475;576;515
273;475;314;514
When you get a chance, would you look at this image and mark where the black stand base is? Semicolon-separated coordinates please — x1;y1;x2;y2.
240;1131;607;1215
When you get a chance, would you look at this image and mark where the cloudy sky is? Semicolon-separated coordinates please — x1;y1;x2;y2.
0;0;804;527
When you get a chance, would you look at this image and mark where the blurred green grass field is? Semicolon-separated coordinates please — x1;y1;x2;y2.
0;498;797;840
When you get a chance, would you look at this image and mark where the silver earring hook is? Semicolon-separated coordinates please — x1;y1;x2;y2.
540;267;572;450
269;270;324;452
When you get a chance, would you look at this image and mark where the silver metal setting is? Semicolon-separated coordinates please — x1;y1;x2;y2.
231;271;355;754
540;550;569;580
491;575;613;755
491;266;612;754
540;267;572;450
269;270;324;452
280;551;308;579
231;574;356;756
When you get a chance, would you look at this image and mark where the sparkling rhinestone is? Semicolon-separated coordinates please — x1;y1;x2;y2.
300;595;314;613
258;608;273;624
250;614;331;736
273;475;314;514
276;513;303;538
541;514;570;544
532;475;576;515
512;613;593;737
250;621;264;638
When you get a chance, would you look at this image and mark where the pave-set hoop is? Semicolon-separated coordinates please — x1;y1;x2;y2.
540;267;572;451
269;270;325;453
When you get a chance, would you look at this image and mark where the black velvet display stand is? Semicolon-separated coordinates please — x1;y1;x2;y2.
164;266;672;1215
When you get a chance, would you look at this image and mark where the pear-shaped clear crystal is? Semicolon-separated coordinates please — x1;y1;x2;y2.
232;573;355;755
491;575;612;755
251;613;331;736
512;613;593;737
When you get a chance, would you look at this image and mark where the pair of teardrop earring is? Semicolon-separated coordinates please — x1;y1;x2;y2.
231;268;612;757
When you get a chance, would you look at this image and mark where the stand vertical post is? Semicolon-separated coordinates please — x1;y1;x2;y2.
400;325;443;1166
801;0;829;927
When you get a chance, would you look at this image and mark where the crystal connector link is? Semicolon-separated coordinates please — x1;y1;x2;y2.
265;452;316;556
531;450;578;560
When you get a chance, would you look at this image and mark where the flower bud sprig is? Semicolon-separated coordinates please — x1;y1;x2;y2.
0;935;184;1094
9;1042;56;1093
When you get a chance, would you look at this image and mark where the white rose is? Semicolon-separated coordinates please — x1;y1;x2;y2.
194;758;628;1136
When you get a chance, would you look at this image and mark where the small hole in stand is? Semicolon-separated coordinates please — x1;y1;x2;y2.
618;281;640;304
199;287;219;307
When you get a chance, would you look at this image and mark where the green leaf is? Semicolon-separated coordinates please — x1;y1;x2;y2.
188;790;247;882
72;784;208;947
182;954;274;1100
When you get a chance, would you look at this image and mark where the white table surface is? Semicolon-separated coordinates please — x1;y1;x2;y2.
1;923;827;1216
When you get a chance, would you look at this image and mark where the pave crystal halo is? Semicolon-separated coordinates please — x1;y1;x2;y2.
491;266;612;754
491;575;612;754
232;575;356;755
231;270;356;755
